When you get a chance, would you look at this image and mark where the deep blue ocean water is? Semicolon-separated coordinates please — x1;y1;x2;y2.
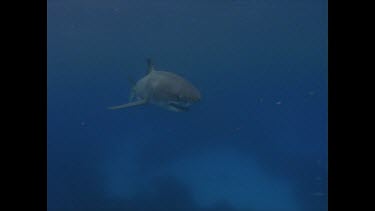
47;0;328;210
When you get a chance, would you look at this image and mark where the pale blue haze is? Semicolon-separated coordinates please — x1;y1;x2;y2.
48;0;328;211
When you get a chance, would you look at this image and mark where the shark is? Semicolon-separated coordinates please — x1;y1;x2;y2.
108;59;201;112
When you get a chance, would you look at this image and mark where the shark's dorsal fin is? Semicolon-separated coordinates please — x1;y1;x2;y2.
146;58;155;74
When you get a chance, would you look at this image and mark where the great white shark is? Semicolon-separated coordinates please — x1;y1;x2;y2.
108;59;201;112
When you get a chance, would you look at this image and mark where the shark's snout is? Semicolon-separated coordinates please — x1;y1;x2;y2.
186;85;201;102
192;91;201;102
182;88;201;104
167;89;201;112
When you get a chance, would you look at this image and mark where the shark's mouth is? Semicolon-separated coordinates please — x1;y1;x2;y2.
168;102;190;111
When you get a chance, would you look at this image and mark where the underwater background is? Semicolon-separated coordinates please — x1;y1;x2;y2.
47;0;327;211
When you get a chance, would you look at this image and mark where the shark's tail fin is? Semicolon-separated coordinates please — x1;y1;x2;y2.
146;58;155;74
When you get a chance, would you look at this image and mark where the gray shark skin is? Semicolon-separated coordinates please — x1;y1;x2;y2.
109;59;201;112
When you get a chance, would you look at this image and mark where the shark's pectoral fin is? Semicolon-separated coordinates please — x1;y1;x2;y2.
129;87;136;102
108;99;147;110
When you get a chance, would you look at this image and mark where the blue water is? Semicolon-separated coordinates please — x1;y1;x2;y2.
47;0;327;211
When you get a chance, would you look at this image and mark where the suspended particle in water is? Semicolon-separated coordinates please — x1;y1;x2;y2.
308;91;316;96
